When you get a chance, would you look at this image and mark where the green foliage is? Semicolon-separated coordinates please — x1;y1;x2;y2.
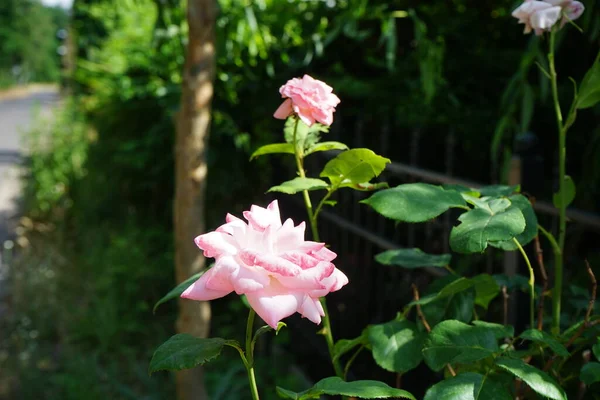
576;51;600;109
304;141;349;156
494;357;567;400
422;320;498;372
276;377;415;400
149;335;229;374
450;198;525;253
267;178;329;194
423;372;512;400
552;175;576;209
580;363;600;385
367;319;425;373
153;271;205;313
519;329;569;357
251;143;296;159
375;248;451;269
0;0;66;85
490;194;537;251
320;148;390;188
362;183;467;222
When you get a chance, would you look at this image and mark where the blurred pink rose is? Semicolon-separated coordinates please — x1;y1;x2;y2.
512;0;562;35
544;0;585;26
182;200;348;328
273;74;341;127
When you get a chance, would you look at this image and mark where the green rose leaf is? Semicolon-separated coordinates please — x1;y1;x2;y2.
339;181;389;192
576;51;600;109
423;372;512;400
410;277;474;307
495;357;567;400
284;117;329;150
149;334;229;374
422;320;498;371
519;329;569;357
478;185;520;197
580;362;600;385
267;177;329;194
276;377;415;399
450;198;526;253
552;175;576;209
593;341;600;361
320;148;390;188
304;141;349;156
362;183;467;223
375;248;451;269
367;319;426;373
471;274;501;309
442;184;481;198
333;331;369;363
490;194;538;251
250;143;295;160
472;321;514;339
153;270;206;313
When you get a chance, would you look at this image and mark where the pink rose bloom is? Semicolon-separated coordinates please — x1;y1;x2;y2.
512;0;562;35
273;74;341;127
182;200;348;328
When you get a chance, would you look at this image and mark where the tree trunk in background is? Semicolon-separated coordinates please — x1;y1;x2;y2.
174;0;216;399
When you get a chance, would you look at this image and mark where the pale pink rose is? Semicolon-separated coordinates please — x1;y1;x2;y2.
543;0;585;26
181;200;348;328
273;74;341;127
512;1;562;35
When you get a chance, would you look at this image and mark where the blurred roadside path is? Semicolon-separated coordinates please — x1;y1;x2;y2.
0;85;59;292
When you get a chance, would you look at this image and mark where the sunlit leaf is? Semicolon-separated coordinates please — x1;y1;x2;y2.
276;377;415;399
367;319;426;373
320;148;390;188
250;143;295;160
424;372;512;400
362;183;467;223
450;198;526;253
495;357;567;400
422;320;498;371
267;177;329;194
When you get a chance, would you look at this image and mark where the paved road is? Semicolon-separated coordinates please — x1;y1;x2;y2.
0;87;59;267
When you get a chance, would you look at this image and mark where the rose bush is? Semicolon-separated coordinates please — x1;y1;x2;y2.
181;200;348;328
273;74;341;127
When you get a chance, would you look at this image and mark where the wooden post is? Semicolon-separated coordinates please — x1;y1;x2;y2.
174;0;215;399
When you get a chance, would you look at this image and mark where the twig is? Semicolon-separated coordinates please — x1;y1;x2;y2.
502;286;509;326
395;373;402;389
534;235;549;330
584;260;596;323
412;284;456;377
412;284;432;333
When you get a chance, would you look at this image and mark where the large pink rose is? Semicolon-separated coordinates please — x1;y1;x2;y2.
273;74;341;127
512;0;562;35
181;200;349;328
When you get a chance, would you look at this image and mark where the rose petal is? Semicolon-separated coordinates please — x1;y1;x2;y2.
273;98;293;120
181;268;233;301
298;296;323;324
246;286;302;328
195;231;238;258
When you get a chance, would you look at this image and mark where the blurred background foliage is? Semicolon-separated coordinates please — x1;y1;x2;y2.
1;0;599;399
0;0;67;87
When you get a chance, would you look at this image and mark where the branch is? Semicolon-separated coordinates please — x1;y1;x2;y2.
584;260;596;323
412;284;456;377
534;235;549;330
